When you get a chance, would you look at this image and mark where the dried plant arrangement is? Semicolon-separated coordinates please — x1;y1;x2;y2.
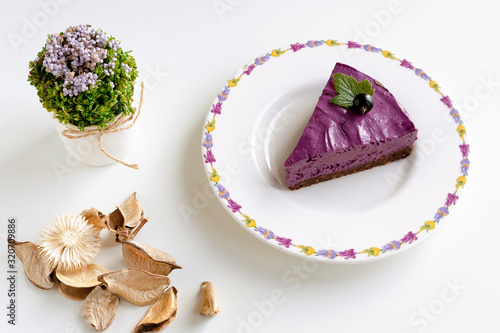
9;193;189;332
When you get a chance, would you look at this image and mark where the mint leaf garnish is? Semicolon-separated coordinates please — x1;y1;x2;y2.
330;73;375;108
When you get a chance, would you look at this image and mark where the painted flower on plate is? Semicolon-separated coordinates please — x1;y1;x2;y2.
218;87;230;101
227;198;241;213
450;109;461;123
276;236;292;248
203;133;213;149
338;249;356;260
400;231;418;245
420;220;436;232
209;167;220;183
257;227;274;240
459;144;470;158
243;64;256;75
445;193;459;207
363;247;381;257
255;54;270;65
242;214;256;228
325;39;339;47
205;118;216;133
434;207;449;221
317;249;337;259
290;43;306;52
456;176;466;189
211;101;222;115
204;149;216;164
299;245;315;256
400;59;414;69
440;96;453;108
216;184;229;198
347;41;361;49
461;158;470;175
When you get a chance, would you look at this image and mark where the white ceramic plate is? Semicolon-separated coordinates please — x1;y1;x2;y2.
201;40;470;263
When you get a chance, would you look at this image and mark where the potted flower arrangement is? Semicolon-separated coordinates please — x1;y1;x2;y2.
28;24;141;168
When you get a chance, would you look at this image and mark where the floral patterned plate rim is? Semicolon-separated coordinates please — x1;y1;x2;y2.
201;40;469;263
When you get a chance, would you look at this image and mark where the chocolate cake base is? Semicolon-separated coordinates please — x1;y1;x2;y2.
289;145;413;190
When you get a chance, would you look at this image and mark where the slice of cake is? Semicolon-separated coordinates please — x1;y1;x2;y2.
284;63;418;190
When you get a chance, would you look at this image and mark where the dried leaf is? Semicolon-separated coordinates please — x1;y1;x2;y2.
80;208;106;231
83;286;120;332
10;241;54;290
122;241;181;276
134;287;177;333
56;264;110;288
58;281;94;300
119;192;144;229
98;268;171;306
199;281;220;316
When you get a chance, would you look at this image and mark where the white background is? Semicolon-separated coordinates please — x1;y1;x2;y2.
0;1;499;332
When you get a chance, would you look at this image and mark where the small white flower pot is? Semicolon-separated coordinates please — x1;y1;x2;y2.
53;116;137;167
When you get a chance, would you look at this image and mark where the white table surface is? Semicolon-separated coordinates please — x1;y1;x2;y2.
0;1;498;332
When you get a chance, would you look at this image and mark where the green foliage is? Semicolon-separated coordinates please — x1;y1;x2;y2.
27;34;138;131
330;73;375;108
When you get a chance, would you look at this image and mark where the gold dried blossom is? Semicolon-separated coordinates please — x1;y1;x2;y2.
10;241;54;290
39;214;101;272
105;205;148;243
58;281;95;300
83;286;120;332
119;192;144;229
134;287;178;333
98;268;171;306
56;263;110;288
122;241;181;276
199;281;220;316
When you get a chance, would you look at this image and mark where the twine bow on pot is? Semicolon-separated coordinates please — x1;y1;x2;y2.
60;82;144;170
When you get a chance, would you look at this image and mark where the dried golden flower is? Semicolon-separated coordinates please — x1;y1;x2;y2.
199;281;220;316
39;214;101;272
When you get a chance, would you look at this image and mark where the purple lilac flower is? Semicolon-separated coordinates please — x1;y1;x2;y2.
400;231;418;245
460;158;470;175
434;207;449;220
217;87;230;101
290;43;306;52
414;68;431;80
203;149;216;164
257;227;274;240
338;249;356;260
445;193;459;207
400;59;414;69
363;45;382;52
203;133;213;149
450;109;461;123
243;64;256;75
211;102;222;115
276;236;292;248
216;184;229;199
440;96;453;108
347;41;362;49
459;144;470;158
226;198;241;213
41;24;124;97
317;249;337;259
255;54;270;65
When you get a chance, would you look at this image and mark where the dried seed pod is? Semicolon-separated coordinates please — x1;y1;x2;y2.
119;192;144;229
56;264;110;288
134;287;178;333
98;268;171;306
10;241;54;290
80;208;106;231
199;281;220;316
105;207;149;243
122;241;181;276
58;281;95;300
83;286;120;332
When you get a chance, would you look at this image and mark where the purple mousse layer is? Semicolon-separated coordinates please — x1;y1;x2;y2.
284;63;418;188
